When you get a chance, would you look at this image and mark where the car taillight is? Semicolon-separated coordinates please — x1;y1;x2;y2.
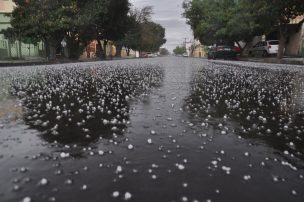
268;45;271;49
234;47;240;52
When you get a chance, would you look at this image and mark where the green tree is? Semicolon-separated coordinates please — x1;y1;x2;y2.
117;6;166;55
87;0;130;59
115;6;148;56
5;0;94;60
159;48;170;56
183;0;273;50
140;21;166;52
173;46;187;55
4;0;131;60
183;0;304;58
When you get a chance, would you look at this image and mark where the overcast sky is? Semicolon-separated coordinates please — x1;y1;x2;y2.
130;0;193;52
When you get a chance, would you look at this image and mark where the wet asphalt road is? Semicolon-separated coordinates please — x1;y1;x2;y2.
0;57;304;202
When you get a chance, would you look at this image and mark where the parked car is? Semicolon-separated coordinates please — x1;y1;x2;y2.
248;40;279;57
147;52;158;58
207;45;238;60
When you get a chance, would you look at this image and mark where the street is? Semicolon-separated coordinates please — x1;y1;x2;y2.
0;57;304;202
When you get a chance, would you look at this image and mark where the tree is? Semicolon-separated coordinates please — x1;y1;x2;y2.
264;0;304;58
115;6;148;56
117;6;166;55
5;0;95;60
159;48;170;56
140;21;166;52
5;0;131;60
173;46;187;55
83;0;130;59
183;0;274;50
183;0;304;58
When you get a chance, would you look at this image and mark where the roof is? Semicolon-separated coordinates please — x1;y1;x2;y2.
0;0;15;13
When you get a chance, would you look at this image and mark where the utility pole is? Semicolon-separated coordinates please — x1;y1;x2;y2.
183;38;192;56
183;38;191;48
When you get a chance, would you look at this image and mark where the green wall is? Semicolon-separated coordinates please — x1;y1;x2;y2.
0;13;11;32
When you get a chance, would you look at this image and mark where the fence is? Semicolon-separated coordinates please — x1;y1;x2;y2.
0;38;45;60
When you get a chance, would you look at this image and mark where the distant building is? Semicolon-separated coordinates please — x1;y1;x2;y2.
0;0;13;31
284;16;304;57
120;47;139;58
190;40;206;58
79;40;116;59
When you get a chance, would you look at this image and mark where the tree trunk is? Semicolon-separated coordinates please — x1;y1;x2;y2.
45;40;49;61
126;48;130;56
44;40;56;61
277;25;286;59
96;39;104;60
115;45;122;57
103;40;108;60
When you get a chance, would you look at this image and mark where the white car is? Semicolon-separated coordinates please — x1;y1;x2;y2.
147;52;157;58
249;40;279;57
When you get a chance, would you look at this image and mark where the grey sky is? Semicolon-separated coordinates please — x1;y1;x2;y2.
130;0;193;52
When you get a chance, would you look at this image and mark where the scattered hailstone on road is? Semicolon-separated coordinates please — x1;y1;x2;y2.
272;176;279;182
182;196;188;202
150;130;156;135
243;175;251;181
20;167;28;173
22;197;31;202
112;191;120;198
39;178;48;186
128;144;134;150
222;166;231;174
124;192;132;200
176;164;185;170
81;184;88;190
60;152;70;158
291;190;297;195
147;138;153;144
116;166;123;173
98;150;104;155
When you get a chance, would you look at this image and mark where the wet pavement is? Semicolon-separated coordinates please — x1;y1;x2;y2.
0;57;304;202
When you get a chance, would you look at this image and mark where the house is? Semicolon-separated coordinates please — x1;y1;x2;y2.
190;40;207;58
0;0;45;59
245;16;304;57
79;40;117;59
284;16;304;57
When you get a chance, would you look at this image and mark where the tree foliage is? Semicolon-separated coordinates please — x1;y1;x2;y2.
183;0;274;45
173;46;187;55
140;21;166;52
4;0;131;60
183;0;304;58
159;48;170;56
117;6;166;54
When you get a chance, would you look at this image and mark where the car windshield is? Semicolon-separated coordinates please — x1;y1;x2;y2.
269;41;279;45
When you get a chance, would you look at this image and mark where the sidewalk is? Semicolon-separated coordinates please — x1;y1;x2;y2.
0;57;47;67
0;56;134;67
239;56;304;65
